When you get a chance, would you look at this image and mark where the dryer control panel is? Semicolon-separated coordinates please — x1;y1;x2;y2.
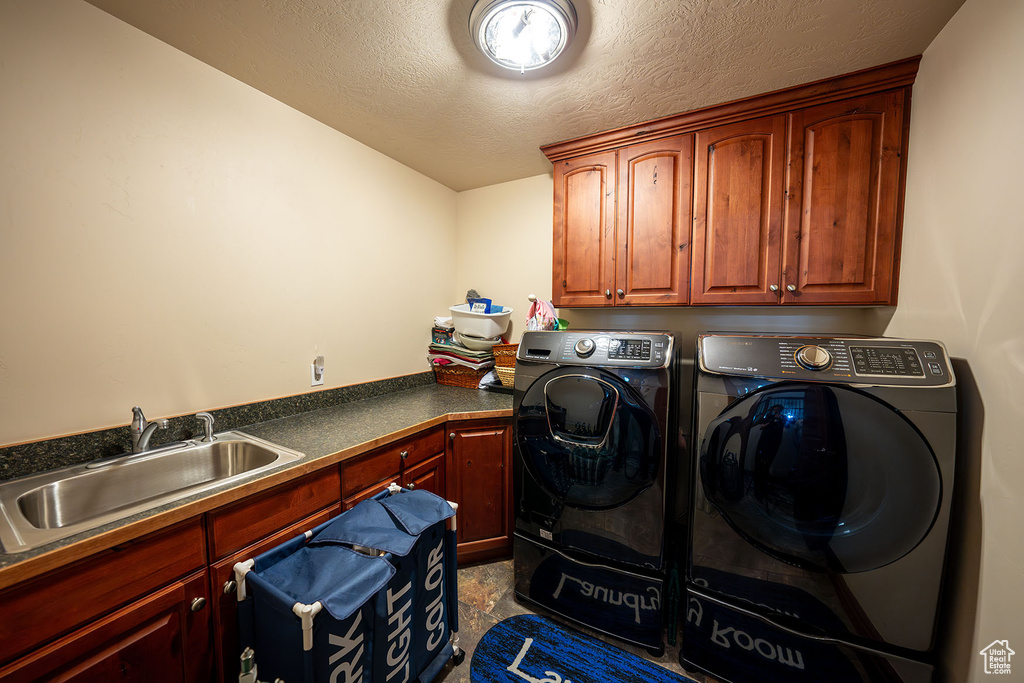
517;331;673;368
699;334;952;386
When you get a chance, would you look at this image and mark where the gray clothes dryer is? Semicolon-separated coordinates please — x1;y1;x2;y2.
683;333;957;683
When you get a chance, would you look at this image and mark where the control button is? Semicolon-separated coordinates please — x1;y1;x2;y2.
924;351;937;359
795;345;833;371
574;338;596;358
929;362;943;375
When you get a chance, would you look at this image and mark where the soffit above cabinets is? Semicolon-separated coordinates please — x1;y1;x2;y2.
84;0;964;191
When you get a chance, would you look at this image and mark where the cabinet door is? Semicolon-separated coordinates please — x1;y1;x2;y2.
402;452;445;498
0;570;212;683
552;152;617;307
446;419;512;564
615;135;693;305
691;115;788;304
782;91;906;304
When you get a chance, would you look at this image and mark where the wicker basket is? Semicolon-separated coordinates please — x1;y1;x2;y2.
492;343;519;368
495;366;516;387
433;364;489;389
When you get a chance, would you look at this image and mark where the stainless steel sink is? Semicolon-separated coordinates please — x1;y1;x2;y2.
0;431;304;553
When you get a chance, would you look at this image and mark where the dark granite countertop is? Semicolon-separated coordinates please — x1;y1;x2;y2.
0;384;511;588
240;384;511;459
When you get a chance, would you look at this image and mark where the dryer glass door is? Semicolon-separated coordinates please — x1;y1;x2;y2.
517;367;661;511
698;383;940;573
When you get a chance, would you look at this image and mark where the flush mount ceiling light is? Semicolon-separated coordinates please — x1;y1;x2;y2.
470;0;578;73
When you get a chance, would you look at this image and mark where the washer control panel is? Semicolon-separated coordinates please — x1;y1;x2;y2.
518;331;673;368
699;334;952;386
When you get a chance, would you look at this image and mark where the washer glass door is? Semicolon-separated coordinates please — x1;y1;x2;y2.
516;367;661;510
699;383;941;573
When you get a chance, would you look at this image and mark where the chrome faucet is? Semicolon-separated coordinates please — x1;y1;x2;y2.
130;406;169;453
196;412;215;442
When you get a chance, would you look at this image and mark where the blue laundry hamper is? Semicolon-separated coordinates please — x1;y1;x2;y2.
234;485;463;683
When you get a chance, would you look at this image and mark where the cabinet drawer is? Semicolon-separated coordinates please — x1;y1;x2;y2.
206;467;340;560
341;427;444;498
0;518;205;666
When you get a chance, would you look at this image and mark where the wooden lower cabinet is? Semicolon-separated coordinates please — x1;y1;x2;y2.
0;518;211;682
0;569;212;683
210;505;340;682
446;418;513;564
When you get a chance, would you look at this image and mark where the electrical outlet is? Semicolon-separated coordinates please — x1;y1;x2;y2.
311;356;324;386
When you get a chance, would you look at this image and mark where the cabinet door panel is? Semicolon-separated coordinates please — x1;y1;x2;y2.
552;152;616;307
783;91;905;304
692;116;787;304
402;453;445;498
616;135;693;305
446;420;512;564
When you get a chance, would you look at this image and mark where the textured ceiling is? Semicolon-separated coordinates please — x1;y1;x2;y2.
84;0;964;191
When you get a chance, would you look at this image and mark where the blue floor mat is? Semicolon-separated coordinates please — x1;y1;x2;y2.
470;614;696;683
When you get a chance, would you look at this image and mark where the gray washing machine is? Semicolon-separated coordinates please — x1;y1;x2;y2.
683;333;957;683
512;330;676;654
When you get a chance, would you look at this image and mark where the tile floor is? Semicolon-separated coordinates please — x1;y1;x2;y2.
436;559;715;683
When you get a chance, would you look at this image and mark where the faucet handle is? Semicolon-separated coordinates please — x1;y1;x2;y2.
196;412;215;443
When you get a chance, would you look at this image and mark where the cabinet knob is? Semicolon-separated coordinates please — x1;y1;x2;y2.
449;432;455;440
769;285;779;292
191;597;207;612
787;284;797;292
223;580;237;595
400;450;409;460
408;483;416;490
604;289;612;299
616;289;624;298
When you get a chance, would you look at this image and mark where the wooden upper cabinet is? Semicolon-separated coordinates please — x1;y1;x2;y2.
552;152;617;307
544;59;919;308
691;115;788;304
616;135;693;305
782;91;906;304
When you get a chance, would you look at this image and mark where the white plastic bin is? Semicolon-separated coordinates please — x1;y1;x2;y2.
449;303;512;339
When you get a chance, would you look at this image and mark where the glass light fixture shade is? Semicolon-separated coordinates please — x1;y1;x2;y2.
470;0;578;73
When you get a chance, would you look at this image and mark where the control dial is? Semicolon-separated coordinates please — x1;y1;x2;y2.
574;338;596;358
795;345;832;371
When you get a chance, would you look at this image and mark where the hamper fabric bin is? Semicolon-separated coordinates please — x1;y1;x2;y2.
234;486;462;683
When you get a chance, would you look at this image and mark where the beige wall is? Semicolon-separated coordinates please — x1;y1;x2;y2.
884;0;1024;679
454;173;554;340
0;0;457;446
